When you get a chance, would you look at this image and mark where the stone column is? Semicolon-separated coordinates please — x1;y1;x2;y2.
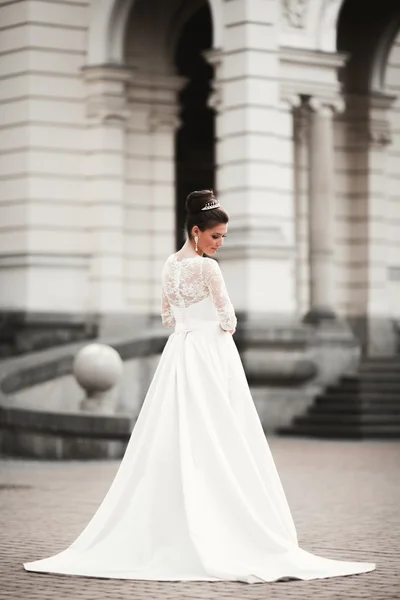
366;93;396;354
292;100;310;315
204;7;322;426
209;2;297;320
148;95;183;317
125;73;184;324
344;92;396;355
304;97;344;323
83;65;131;336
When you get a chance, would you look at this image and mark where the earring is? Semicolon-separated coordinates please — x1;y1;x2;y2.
194;235;199;253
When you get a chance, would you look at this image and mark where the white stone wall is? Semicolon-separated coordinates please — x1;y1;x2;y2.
216;1;297;319
386;30;400;321
0;0;90;314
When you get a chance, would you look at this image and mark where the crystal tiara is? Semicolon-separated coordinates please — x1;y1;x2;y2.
201;200;220;211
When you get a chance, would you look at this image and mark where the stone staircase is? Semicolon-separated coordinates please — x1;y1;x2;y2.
278;357;400;439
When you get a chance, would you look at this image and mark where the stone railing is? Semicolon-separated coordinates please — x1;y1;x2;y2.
0;328;168;459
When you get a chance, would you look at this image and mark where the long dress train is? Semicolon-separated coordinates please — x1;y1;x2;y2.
23;254;376;583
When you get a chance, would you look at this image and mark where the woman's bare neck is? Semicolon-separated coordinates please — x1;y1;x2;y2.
174;240;203;260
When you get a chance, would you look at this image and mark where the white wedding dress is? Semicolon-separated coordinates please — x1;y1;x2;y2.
24;254;376;583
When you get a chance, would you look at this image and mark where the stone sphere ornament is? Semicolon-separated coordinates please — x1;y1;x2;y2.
73;343;123;414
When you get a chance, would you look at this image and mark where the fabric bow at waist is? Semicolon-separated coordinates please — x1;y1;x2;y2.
174;320;221;335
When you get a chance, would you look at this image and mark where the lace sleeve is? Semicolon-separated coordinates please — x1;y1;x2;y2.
161;289;176;328
203;258;237;331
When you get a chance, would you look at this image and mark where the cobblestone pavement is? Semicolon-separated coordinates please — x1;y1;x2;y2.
1;437;399;600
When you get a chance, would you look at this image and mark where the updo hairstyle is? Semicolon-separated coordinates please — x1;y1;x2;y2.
185;190;229;240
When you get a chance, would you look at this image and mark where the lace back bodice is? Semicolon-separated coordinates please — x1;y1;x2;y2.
160;254;237;331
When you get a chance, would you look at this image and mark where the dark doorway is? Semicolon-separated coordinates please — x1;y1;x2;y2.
337;0;400;93
174;4;215;250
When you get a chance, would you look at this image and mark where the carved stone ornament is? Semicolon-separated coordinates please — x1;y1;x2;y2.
368;123;392;147
86;99;130;125
207;82;222;111
83;65;132;125
283;0;308;29
307;96;345;116
344;120;392;148
203;49;223;112
148;107;181;132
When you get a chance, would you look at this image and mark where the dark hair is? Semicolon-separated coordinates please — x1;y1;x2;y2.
185;190;229;239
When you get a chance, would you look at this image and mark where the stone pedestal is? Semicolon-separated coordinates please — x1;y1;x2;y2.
74;343;123;415
236;315;361;433
236;317;318;432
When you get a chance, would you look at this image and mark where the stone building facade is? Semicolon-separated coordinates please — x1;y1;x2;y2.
1;0;400;359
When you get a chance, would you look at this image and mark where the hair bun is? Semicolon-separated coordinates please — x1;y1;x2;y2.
185;190;216;215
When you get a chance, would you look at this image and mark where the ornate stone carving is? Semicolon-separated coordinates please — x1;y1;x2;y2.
367;94;395;147
307;96;345;116
203;49;223;112
282;94;302;109
86;100;130;125
368;123;392;147
83;65;132;125
344;92;395;148
207;82;222;111
148;107;180;132
283;0;308;29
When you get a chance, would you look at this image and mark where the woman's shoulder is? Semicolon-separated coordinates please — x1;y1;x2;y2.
201;257;221;277
203;256;220;267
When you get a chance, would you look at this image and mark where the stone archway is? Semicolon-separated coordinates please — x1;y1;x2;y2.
86;0;223;67
337;0;400;94
83;0;220;335
335;0;400;354
174;4;215;249
281;0;345;53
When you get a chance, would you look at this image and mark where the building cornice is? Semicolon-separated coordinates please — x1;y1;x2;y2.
279;47;349;70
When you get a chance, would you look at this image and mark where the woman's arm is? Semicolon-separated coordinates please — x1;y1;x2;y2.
160;290;176;328
203;258;237;332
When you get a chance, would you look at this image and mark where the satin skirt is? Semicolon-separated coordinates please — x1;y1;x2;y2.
24;320;375;583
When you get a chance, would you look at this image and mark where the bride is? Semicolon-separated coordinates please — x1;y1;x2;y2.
23;190;375;584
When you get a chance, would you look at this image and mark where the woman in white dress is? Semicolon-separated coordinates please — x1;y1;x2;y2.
23;190;375;584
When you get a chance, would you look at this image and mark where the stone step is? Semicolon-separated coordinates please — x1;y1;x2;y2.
360;364;400;373
355;373;400;382
294;413;400;426
278;357;400;439
362;357;400;364
361;354;400;364
327;380;400;393
342;373;400;382
316;392;400;403
278;423;400;439
308;402;400;415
